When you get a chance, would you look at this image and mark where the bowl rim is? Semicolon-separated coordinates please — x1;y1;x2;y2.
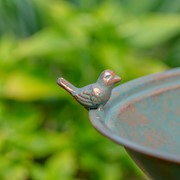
89;68;180;164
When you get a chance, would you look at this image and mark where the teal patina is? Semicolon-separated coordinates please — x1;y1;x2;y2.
57;69;121;109
89;68;180;180
58;68;180;179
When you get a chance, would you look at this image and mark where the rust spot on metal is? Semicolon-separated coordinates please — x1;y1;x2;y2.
89;68;180;179
118;103;149;128
175;109;180;116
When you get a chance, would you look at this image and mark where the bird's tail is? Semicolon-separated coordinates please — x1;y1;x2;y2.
57;77;77;95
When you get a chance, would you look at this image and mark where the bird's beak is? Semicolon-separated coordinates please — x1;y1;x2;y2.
112;75;122;84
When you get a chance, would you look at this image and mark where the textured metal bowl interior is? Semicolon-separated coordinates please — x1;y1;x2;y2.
89;68;180;163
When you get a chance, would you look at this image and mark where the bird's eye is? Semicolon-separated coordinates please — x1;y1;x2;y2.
105;75;111;79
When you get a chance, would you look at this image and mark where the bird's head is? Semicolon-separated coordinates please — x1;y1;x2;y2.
97;69;122;87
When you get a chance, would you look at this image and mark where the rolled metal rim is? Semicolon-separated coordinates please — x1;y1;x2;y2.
89;68;180;164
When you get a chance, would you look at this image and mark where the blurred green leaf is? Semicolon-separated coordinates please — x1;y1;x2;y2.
2;71;59;101
15;28;87;59
45;151;76;180
122;14;180;47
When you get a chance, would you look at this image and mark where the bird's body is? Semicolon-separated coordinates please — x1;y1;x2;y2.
57;70;121;110
74;83;111;109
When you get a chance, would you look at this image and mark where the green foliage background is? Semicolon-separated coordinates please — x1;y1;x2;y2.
0;0;179;179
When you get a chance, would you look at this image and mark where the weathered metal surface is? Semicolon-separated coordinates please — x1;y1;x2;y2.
58;68;180;179
57;69;121;109
89;68;180;180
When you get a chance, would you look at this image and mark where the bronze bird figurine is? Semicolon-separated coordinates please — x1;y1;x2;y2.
57;70;121;110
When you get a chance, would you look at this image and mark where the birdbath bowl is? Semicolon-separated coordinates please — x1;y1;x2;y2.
58;68;180;179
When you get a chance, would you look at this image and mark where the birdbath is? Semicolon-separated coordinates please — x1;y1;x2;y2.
57;68;180;180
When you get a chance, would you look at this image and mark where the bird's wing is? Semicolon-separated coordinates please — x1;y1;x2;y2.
74;85;104;108
74;87;94;107
91;87;104;104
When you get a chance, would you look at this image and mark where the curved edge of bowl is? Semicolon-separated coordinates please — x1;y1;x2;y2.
89;68;180;164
